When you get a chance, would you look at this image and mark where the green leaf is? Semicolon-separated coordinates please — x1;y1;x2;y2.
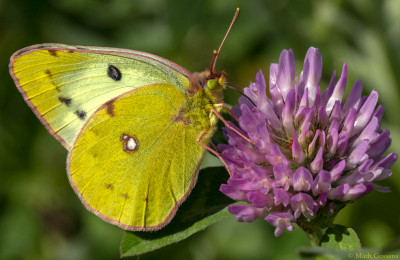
120;166;234;257
320;225;361;251
297;225;361;260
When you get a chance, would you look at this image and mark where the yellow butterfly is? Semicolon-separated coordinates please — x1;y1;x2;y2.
9;10;240;231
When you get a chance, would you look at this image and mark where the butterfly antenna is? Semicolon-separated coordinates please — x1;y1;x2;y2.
225;82;243;94
210;8;240;74
226;81;243;91
226;81;256;107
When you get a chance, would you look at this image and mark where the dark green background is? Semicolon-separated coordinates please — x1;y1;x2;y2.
1;0;399;259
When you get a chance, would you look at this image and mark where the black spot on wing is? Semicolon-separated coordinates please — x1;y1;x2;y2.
105;183;114;190
75;110;86;120
45;69;52;77
48;50;58;57
58;97;72;106
107;65;121;81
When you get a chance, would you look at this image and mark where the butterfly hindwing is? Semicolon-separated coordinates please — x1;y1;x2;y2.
68;83;207;230
10;44;190;150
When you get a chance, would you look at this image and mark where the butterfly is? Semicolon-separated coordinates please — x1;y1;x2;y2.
9;9;240;231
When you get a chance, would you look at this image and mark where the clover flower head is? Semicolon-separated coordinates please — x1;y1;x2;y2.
219;47;398;237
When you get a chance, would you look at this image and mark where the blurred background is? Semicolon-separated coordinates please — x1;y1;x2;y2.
1;0;400;259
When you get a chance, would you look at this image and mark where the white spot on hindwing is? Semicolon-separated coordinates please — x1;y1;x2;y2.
120;134;139;154
126;137;137;150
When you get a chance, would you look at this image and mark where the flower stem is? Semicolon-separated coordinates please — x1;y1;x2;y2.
307;229;323;246
297;216;326;246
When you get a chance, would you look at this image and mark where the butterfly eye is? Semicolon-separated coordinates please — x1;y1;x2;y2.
206;79;221;90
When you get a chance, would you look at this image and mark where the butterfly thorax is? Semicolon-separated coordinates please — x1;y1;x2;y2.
173;70;225;135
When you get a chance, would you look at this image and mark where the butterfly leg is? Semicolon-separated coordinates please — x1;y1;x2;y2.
215;103;239;122
211;106;255;145
196;130;232;177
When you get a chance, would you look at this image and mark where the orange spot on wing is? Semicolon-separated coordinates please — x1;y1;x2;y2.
105;100;115;117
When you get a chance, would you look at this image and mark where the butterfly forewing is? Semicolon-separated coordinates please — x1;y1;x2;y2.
10;44;190;150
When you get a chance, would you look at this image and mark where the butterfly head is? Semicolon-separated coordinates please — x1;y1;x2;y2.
188;70;226;104
205;70;226;91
